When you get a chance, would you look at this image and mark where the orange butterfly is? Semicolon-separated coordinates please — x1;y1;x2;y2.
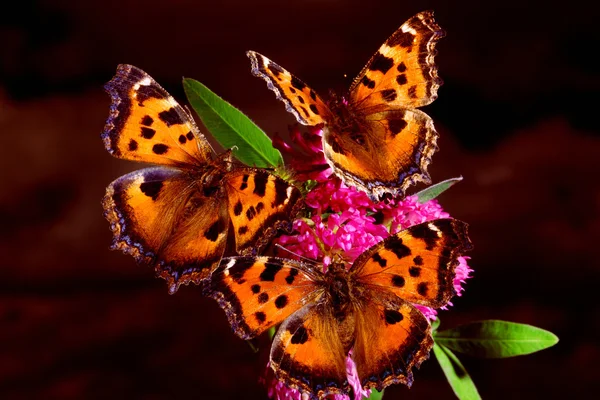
102;65;302;293
207;218;472;398
247;11;444;199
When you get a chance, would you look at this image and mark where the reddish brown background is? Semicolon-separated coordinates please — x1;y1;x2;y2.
1;0;599;399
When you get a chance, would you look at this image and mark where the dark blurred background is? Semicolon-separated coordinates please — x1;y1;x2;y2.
1;0;599;398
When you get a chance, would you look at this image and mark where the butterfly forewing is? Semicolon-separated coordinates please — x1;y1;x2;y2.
351;219;473;308
207;257;320;339
103;167;229;293
349;11;445;111
103;64;213;166
247;51;330;126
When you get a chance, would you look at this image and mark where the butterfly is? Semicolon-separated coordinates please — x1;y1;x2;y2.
207;218;472;398
101;64;303;294
247;11;445;200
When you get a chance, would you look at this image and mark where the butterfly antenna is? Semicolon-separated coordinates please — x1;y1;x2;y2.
274;244;318;265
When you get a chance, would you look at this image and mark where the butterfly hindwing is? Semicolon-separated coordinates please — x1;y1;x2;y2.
225;170;303;254
353;293;433;391
270;302;350;398
323;108;439;197
351;219;473;308
207;257;319;339
247;51;329;126
349;11;445;111
103;64;213;166
103;166;229;293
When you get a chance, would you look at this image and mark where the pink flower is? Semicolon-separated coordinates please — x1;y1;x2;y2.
272;125;332;182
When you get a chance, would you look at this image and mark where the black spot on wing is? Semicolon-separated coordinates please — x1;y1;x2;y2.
396;74;408;85
152;144;169;155
392;275;405;287
384;309;404;325
186;131;195;140
309;104;320;115
381;89;397;102
408;85;418;99
290;325;308;344
228;257;256;284
253;172;269;197
275;295;288;309
140;181;163;201
309;90;317;101
256;202;265;214
141;115;154;126
410;223;440;250
240;174;250;191
384;236;411;259
388;31;415;49
255;311;266;324
413;256;423;265
297;96;305;104
273;178;289;207
258;292;269;304
268;62;284;78
204;219;226;242
246;206;257;221
291;76;306;91
409;266;421;277
417;282;429;296
158;107;185;126
259;258;283;281
136;84;166;104
128;139;138;151
397;62;407;73
372;253;387;268
361;76;376;89
238;226;248;235
388;117;407;137
251;284;261;293
178;134;187;144
368;53;394;74
141;127;156;139
285;269;298;284
233;200;243;216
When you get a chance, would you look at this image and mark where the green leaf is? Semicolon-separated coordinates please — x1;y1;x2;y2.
431;317;441;333
415;177;463;203
434;343;481;400
183;78;284;168
435;320;559;358
365;389;384;400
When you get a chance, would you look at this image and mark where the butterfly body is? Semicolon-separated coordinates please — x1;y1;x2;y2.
208;218;473;398
248;11;444;199
102;65;303;293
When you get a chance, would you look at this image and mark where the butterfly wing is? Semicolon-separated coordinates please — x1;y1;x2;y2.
270;301;350;398
322;108;439;198
352;292;433;391
224;169;303;254
349;11;445;111
247;51;330;126
351;219;472;308
103;167;229;293
207;257;320;339
103;64;213;166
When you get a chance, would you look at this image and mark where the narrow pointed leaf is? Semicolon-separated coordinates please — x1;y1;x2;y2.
435;320;559;358
183;78;284;167
434;343;481;400
431;317;441;333
416;177;463;203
